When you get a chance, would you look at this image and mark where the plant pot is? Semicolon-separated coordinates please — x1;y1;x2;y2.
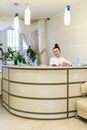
6;60;14;65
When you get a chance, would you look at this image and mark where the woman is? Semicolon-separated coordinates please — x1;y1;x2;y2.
50;43;72;66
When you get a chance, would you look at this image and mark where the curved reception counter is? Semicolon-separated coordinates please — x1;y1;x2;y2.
2;65;87;119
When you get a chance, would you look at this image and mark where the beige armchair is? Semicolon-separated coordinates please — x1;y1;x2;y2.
76;82;87;119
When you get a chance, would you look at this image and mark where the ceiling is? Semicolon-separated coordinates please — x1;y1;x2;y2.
0;0;85;21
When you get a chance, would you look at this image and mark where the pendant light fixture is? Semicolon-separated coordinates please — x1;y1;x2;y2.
24;3;31;25
64;5;71;25
14;3;19;30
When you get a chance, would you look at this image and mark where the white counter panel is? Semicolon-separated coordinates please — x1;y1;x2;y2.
9;69;67;83
3;91;8;104
2;68;8;79
10;96;67;113
69;98;82;111
9;83;67;98
69;69;87;82
69;84;82;97
3;79;8;92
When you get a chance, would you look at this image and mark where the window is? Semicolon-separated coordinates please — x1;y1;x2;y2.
7;30;28;51
7;30;20;51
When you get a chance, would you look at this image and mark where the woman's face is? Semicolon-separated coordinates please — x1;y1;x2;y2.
53;48;60;58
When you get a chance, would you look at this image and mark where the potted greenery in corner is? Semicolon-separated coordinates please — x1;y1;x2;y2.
26;45;37;66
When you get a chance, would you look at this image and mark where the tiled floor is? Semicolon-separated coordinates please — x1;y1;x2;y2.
0;102;87;130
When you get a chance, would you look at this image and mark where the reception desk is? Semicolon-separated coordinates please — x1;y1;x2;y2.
2;65;87;119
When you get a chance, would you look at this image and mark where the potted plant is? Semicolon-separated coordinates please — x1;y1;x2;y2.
3;47;16;65
14;52;26;65
26;45;37;65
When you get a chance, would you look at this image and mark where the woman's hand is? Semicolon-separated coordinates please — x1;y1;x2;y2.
59;61;69;66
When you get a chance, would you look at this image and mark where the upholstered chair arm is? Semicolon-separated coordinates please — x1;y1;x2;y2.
80;82;87;97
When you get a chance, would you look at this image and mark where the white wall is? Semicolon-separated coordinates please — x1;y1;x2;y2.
46;1;87;65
